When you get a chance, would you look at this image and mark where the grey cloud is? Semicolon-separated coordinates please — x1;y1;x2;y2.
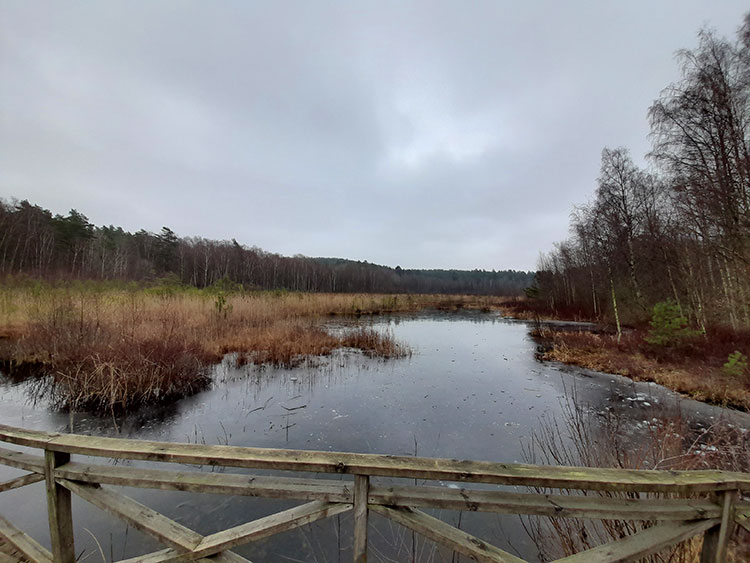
1;1;747;270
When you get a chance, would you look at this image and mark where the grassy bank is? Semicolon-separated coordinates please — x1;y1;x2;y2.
0;280;505;412
499;297;595;322
500;297;750;411
537;327;750;411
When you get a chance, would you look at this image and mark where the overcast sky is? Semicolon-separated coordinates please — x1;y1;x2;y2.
1;2;747;271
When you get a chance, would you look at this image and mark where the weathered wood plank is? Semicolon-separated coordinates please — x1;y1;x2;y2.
44;451;74;563
3;422;750;563
0;446;45;474
700;491;737;563
47;460;743;522
353;475;369;562
715;490;737;560
117;501;352;562
115;546;253;562
555;519;719;562
0;514;53;563
63;481;253;563
193;500;352;558
736;511;750;534
369;485;726;520
127;551;253;563
371;505;526;563
197;552;253;563
0;472;44;493
1;424;748;493
59;479;202;552
0;551;19;563
43;460;740;522
56;461;351;502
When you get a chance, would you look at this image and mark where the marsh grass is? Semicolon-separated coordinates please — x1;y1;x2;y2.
540;329;750;411
0;281;494;412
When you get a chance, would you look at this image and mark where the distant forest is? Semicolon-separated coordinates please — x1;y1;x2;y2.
537;14;750;330
0;198;533;295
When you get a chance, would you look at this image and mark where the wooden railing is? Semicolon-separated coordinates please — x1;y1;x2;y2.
0;423;748;562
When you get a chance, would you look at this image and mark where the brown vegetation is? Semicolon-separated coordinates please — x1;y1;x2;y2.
538;328;750;411
523;392;750;561
0;282;501;412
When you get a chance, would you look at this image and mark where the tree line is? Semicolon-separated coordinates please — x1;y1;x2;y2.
536;14;750;331
0;199;533;295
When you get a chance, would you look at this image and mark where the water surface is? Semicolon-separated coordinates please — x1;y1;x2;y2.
1;311;747;561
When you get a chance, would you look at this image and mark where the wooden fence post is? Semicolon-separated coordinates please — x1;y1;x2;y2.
353;475;369;563
44;450;75;563
701;490;737;563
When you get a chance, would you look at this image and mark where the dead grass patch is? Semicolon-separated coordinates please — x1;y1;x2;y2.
542;330;750;411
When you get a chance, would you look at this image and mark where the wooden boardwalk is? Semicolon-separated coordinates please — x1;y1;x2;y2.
0;423;748;562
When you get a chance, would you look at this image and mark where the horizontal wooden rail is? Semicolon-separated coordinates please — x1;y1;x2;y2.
2;424;749;493
23;456;746;521
0;424;748;562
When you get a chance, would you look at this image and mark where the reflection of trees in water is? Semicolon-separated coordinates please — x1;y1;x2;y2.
0;359;49;383
5;344;373;438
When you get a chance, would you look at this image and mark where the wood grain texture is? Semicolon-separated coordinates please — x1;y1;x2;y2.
371;504;526;563
369;484;730;520
44;450;74;563
700;491;737;563
0;446;45;473
2;424;748;493
0;472;44;493
736;510;750;534
56;461;351;502
118;501;352;562
60;479;203;551
555;519;718;563
0;514;53;563
353;475;369;563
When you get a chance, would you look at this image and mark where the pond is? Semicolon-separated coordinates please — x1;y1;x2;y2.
1;310;748;561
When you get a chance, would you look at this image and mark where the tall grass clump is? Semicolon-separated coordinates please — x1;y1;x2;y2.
11;284;213;412
30;339;212;412
339;327;411;358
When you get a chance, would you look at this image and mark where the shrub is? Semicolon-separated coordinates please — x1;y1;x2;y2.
524;285;540;299
644;300;698;347
208;275;244;294
723;350;748;377
213;292;232;319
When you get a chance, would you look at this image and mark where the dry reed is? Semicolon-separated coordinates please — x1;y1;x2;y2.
541;329;750;411
0;283;486;412
521;389;750;561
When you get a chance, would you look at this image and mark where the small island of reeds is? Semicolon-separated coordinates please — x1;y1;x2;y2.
0;278;505;413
